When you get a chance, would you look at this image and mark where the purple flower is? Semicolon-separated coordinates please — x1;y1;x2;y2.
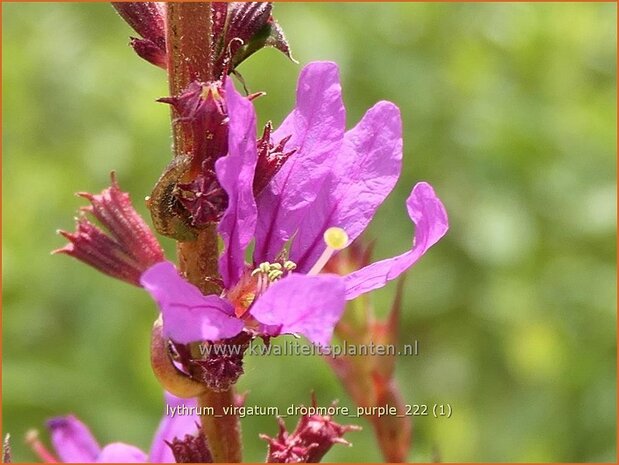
27;393;201;463
141;61;448;348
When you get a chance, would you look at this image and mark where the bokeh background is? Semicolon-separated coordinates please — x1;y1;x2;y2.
2;2;616;462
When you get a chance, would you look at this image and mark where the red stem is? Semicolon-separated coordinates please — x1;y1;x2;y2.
165;3;242;462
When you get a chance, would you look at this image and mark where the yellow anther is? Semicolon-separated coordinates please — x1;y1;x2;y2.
324;227;349;250
259;262;271;272
268;269;284;281
252;262;271;276
251;260;296;280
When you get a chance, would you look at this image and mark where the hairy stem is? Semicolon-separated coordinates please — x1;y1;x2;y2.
166;2;214;156
177;224;221;296
166;4;242;462
199;389;243;463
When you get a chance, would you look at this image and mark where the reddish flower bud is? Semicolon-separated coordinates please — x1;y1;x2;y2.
54;173;164;286
261;396;360;463
212;3;295;77
112;3;293;74
368;372;412;463
112;3;167;68
130;37;167;69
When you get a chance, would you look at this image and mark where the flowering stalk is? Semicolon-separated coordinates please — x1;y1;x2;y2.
325;245;412;462
165;3;242;462
46;4;449;462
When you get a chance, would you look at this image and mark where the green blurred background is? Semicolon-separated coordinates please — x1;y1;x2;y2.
2;2;617;462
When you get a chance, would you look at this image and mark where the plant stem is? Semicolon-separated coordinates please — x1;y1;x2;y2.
199;389;243;463
166;4;242;462
176;224;221;296
166;2;214;155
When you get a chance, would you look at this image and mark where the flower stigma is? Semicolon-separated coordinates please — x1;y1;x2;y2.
25;430;58;463
308;227;349;276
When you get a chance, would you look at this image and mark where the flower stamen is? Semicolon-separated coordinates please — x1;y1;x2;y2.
268;269;284;281
307;227;349;276
284;260;297;271
251;262;272;276
251;260;297;292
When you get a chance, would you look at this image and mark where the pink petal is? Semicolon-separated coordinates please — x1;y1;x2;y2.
216;78;258;288
344;182;449;300
254;61;345;263
96;443;147;463
291;101;402;271
47;415;101;463
140;261;244;344
149;392;200;463
250;274;346;346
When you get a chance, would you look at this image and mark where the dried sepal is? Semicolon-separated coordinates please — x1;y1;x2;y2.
158;81;229;175
176;163;229;227
254;122;295;196
261;396;360;463
165;425;213;464
170;331;253;393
